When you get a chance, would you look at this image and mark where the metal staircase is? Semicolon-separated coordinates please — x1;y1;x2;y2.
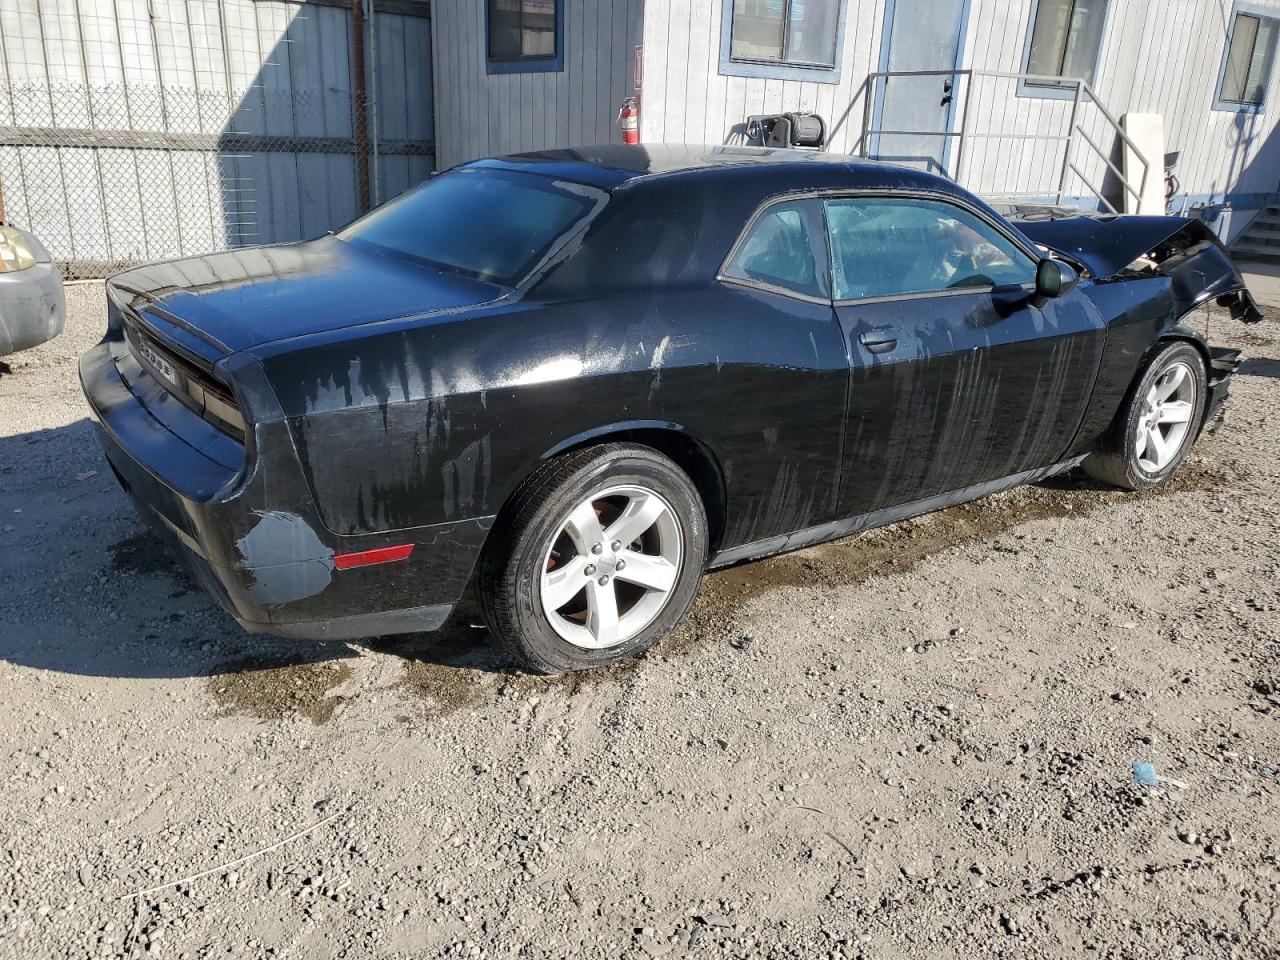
855;69;1152;215
1232;205;1280;264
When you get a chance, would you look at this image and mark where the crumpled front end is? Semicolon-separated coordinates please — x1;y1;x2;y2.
1016;214;1263;324
1148;222;1263;325
1016;212;1264;452
1204;345;1243;429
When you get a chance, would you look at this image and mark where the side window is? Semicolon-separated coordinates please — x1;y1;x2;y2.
1022;0;1110;90
825;197;1037;301
486;0;563;74
728;0;841;68
1215;5;1279;111
722;199;829;299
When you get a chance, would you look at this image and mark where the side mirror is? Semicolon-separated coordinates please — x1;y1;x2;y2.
1036;258;1079;299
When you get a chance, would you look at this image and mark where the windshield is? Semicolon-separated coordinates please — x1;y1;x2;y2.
338;167;601;286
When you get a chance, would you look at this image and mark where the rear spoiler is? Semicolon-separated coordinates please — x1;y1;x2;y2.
1015;215;1263;324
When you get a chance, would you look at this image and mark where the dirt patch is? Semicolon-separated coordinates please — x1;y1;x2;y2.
663;453;1244;657
9;288;1280;960
398;658;492;718
391;615;637;717
109;530;179;577
719;454;1239;597
504;657;638;695
210;656;355;724
1231;327;1275;348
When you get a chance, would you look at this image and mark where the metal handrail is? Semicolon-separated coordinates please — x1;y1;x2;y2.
859;68;1151;213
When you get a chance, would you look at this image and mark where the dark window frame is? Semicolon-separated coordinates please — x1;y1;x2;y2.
485;0;565;75
1017;0;1112;101
719;197;832;303
1214;2;1279;113
718;0;849;86
718;189;1042;306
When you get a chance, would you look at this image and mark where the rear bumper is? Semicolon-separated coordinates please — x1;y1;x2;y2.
0;262;65;356
80;337;489;640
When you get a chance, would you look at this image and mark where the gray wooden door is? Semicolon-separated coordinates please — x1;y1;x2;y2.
872;0;968;174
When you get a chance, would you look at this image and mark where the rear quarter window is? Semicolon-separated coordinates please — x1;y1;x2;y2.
339;167;601;286
722;198;830;299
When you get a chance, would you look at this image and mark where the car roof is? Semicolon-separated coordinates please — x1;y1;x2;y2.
467;144;950;193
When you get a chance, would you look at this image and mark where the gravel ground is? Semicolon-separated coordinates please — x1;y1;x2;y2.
1;283;1278;960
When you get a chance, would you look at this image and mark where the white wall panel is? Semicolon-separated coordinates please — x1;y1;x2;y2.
432;0;642;168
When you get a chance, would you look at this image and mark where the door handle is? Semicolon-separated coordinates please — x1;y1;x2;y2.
858;329;898;354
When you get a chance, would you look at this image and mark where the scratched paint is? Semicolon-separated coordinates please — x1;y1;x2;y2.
235;510;334;606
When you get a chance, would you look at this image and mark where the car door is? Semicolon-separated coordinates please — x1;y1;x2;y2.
712;196;850;547
827;194;1107;518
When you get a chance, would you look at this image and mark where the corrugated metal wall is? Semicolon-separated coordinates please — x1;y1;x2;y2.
639;0;1280;232
430;0;643;169
0;0;434;278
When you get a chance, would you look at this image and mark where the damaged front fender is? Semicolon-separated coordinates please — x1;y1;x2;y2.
1154;227;1263;324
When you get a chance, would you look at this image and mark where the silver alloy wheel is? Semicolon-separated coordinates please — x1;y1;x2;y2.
1134;360;1197;473
539;484;683;650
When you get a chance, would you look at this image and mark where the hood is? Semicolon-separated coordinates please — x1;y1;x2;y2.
1014;214;1207;279
1016;214;1262;323
108;236;505;354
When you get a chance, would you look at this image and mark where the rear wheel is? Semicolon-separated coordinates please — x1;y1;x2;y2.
478;443;708;674
1082;341;1207;490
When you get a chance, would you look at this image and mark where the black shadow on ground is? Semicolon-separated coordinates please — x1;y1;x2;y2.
1239;356;1280;379
0;419;512;681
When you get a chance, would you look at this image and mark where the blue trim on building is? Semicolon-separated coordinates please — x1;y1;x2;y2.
717;0;850;86
1016;0;1114;101
484;0;565;75
867;0;894;156
1212;1;1279;114
945;0;974;173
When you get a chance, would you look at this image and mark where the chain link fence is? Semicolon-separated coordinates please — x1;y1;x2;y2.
0;76;433;282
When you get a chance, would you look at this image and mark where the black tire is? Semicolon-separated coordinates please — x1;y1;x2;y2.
1082;341;1207;490
478;443;708;674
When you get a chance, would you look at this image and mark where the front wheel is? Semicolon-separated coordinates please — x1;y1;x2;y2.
1082;341;1207;490
478;443;708;674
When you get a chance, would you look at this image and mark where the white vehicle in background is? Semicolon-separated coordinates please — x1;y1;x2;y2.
0;221;65;358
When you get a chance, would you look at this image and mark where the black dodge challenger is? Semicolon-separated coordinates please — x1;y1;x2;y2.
81;145;1260;673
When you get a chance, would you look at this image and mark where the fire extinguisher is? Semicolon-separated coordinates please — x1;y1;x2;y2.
618;97;639;145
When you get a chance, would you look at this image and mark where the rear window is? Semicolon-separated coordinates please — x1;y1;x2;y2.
338;167;600;286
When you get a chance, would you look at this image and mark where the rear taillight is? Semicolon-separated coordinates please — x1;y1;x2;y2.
125;323;246;441
182;375;246;437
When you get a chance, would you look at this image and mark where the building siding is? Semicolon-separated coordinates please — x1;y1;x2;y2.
431;0;642;169
640;0;890;153
638;0;1280;234
954;0;1280;212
